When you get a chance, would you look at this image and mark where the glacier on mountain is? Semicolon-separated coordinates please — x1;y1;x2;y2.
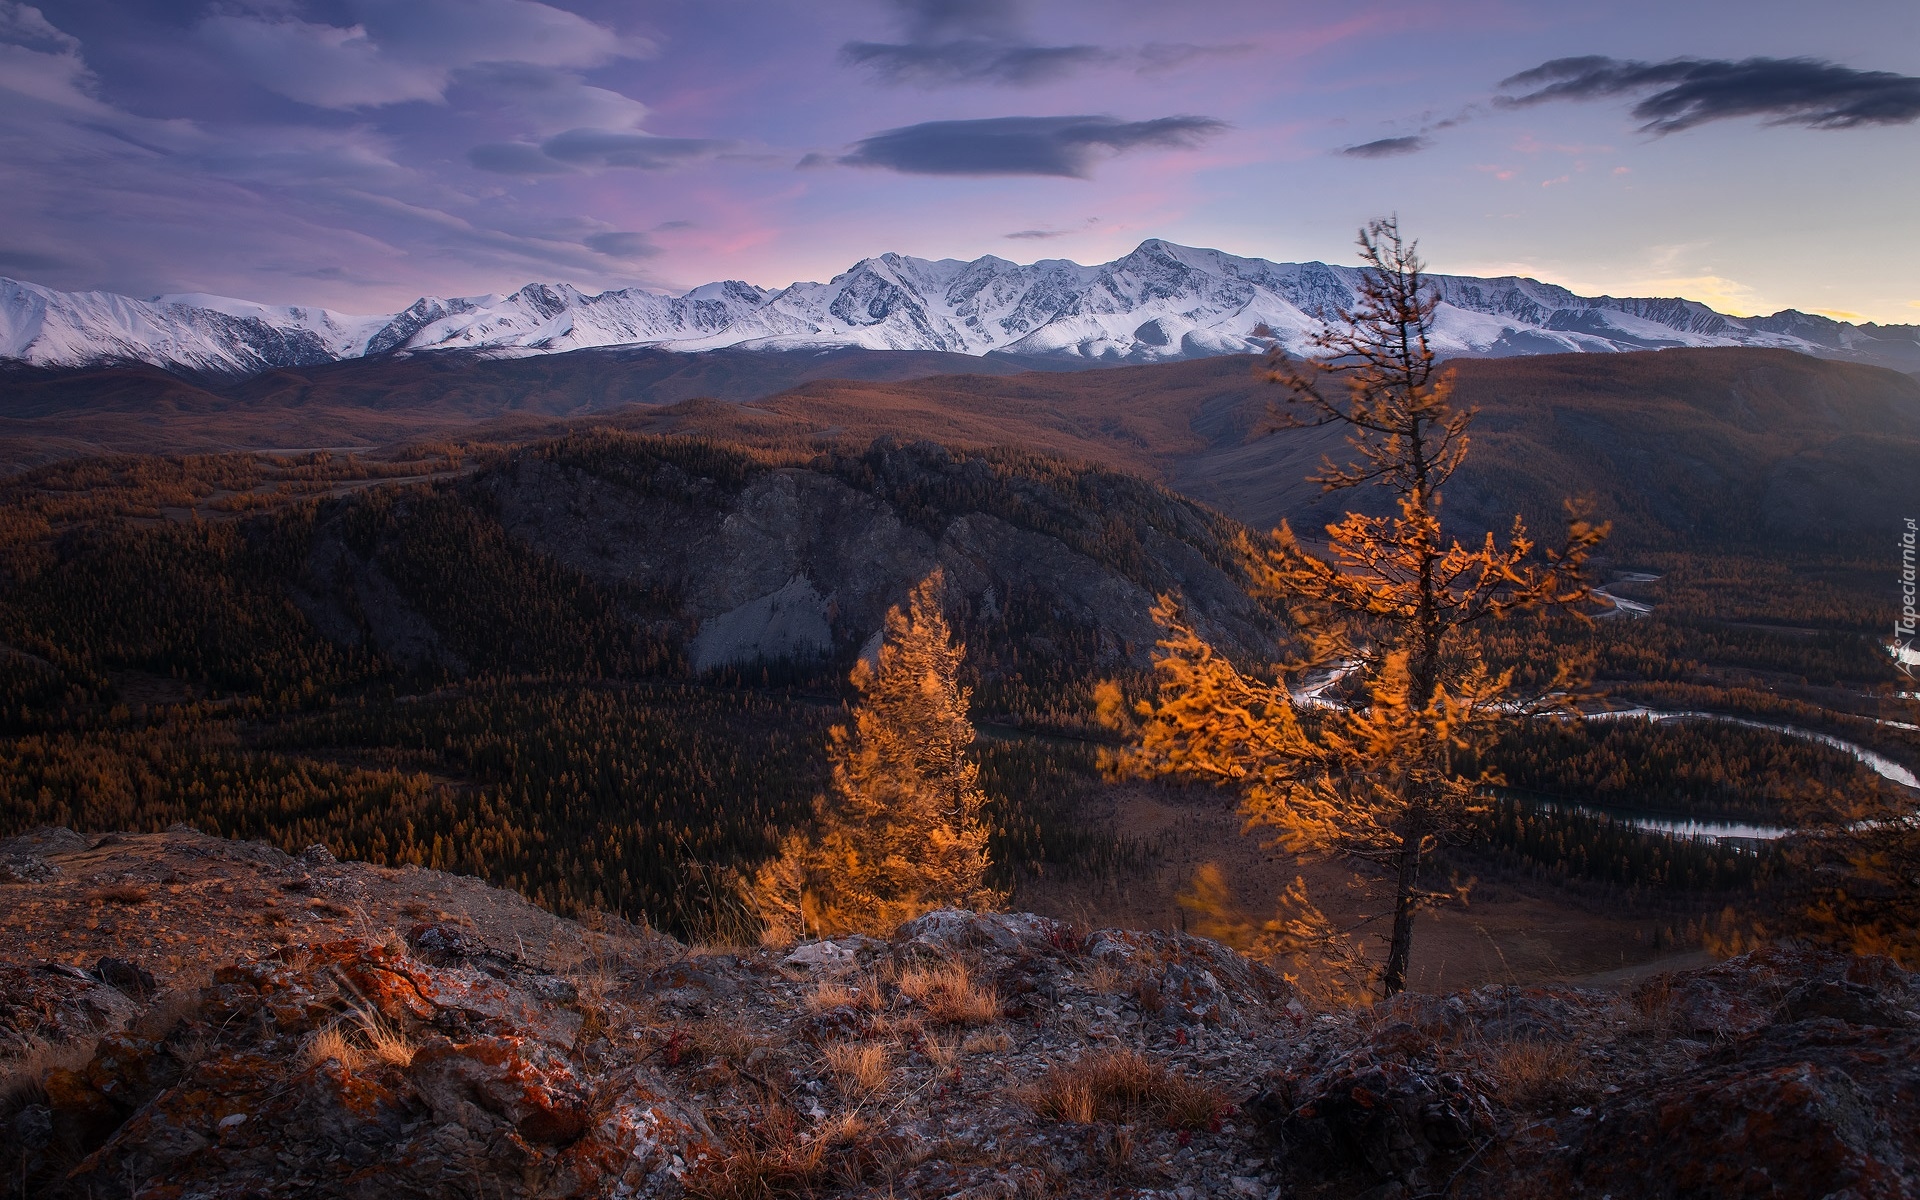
3;239;1916;375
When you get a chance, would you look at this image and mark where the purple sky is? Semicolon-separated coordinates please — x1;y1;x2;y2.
3;0;1917;322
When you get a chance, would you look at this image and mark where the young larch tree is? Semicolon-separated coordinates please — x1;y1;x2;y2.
754;569;1002;939
1105;217;1606;997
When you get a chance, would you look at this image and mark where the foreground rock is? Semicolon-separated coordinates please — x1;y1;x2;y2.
1262;947;1920;1199
2;830;1303;1198
5;828;1919;1199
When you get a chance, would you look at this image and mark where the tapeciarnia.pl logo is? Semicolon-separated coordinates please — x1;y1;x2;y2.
1895;517;1918;681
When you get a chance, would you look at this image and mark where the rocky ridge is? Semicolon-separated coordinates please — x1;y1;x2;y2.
4;827;1918;1199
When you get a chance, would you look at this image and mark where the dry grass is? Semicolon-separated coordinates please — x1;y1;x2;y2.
360;1018;417;1067
0;1035;97;1108
822;1041;891;1094
1476;1038;1587;1110
1021;1048;1228;1130
300;1025;368;1072
1081;963;1124;996
685;1107;884;1200
922;1036;959;1069
690;1019;777;1064
805;980;863;1014
961;1029;1011;1055
300;1010;417;1071
88;884;151;905
896;961;1000;1026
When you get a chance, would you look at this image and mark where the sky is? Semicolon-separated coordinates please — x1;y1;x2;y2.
2;0;1917;323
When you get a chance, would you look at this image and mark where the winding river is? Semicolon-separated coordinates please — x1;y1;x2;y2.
1281;565;1919;844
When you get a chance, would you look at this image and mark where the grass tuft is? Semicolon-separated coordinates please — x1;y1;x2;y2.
821;1041;890;1094
1477;1037;1586;1110
896;961;1000;1026
1020;1048;1229;1130
300;1024;368;1072
684;1106;884;1200
0;1035;97;1109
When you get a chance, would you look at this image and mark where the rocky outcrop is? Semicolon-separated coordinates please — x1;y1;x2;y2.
6;829;1918;1199
5;846;1309;1200
32;938;715;1199
1259;947;1920;1200
484;440;1283;675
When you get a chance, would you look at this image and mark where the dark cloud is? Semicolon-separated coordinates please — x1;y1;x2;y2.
839;114;1226;177
1340;135;1428;158
468;142;575;174
841;40;1107;86
193;0;654;111
471;130;730;174
584;231;658;258
844;0;1106;87
0;247;74;275
542;129;729;168
843;2;1252;87
1004;229;1068;239
1497;55;1920;133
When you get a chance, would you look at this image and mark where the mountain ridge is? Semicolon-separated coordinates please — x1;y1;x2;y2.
6;239;1919;375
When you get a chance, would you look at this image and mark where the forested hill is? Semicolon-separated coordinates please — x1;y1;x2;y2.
0;432;1283;711
5;347;1916;557
591;347;1918;553
0;434;1287;929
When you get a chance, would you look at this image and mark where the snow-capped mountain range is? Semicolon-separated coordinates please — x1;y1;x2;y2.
5;240;1917;376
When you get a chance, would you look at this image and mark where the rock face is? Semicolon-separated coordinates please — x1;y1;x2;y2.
6;900;1305;1199
33;937;716;1199
312;437;1285;678
1259;947;1920;1200
6;829;1919;1200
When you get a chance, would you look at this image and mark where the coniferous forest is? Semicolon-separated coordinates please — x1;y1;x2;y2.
0;431;1910;941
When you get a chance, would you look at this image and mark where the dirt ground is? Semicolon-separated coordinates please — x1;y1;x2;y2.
1010;779;1703;993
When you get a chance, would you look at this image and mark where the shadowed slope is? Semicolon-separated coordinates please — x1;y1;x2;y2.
3;346;1915;549
580;348;1920;549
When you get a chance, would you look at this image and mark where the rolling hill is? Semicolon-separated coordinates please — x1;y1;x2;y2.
564;348;1920;551
2;344;1913;551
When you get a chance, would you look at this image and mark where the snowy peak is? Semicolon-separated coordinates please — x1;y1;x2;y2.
5;242;1919;375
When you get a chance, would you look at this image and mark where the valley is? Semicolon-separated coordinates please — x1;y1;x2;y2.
0;345;1912;997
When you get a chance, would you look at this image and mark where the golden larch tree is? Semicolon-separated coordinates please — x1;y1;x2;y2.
1105;217;1606;997
1770;786;1920;966
754;569;1002;939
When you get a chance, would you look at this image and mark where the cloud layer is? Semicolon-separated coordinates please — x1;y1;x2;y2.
471;130;732;174
1;0;1915;325
1340;135;1428;158
1498;56;1920;133
197;0;652;110
839;114;1226;177
840;0;1102;86
841;39;1107;87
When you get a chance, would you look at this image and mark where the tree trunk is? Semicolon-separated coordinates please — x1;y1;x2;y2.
1381;820;1423;997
